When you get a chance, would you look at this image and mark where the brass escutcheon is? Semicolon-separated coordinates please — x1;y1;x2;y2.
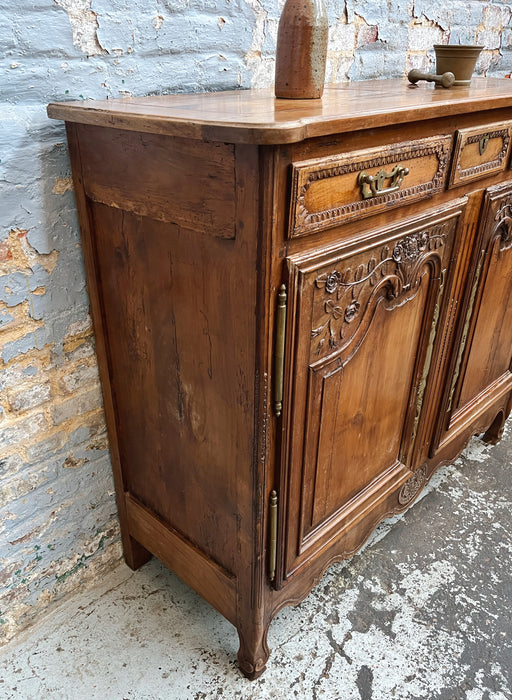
479;133;490;155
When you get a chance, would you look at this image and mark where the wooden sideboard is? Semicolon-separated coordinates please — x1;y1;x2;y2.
48;79;512;678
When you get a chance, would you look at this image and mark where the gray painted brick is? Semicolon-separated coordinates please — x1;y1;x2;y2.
0;453;24;477
0;412;47;450
9;382;51;413
25;432;66;463
51;386;103;426
1;328;47;364
14;10;77;58
59;364;100;395
0;266;52;308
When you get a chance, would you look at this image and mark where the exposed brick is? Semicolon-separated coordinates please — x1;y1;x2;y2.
0;453;24;477
407;21;445;51
0;241;13;262
0;412;47;450
25;432;66;462
0;309;14;327
51;386;103;426
0;561;25;588
356;23;378;49
62;454;88;469
0;461;56;508
329;21;356;51
58;364;100;395
63;338;96;363
476;29;502;50
8;382;51;413
0;363;39;391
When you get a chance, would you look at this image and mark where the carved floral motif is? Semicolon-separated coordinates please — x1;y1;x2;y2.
398;464;427;505
311;222;451;357
344;300;360;323
392;231;429;263
325;270;342;293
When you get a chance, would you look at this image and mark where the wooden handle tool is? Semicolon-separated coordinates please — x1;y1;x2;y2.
407;69;455;88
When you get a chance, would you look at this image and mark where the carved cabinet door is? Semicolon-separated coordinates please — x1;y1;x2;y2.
277;201;466;584
435;181;512;448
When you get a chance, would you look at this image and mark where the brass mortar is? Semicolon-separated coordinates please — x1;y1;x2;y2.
433;45;484;86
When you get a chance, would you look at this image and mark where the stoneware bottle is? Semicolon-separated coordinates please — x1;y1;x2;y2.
275;0;329;99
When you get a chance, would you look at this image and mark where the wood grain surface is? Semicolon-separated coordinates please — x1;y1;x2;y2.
48;78;512;144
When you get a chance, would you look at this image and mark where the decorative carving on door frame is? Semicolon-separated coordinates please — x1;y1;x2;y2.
495;195;512;252
311;221;451;359
398;464;428;505
446;186;512;418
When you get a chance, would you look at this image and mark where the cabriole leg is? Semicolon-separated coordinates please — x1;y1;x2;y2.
237;619;271;680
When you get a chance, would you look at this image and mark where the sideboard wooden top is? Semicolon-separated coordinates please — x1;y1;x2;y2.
47;78;512;144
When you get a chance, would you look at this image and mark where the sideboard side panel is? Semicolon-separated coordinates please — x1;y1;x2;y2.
66;123;152;571
68;124;261;592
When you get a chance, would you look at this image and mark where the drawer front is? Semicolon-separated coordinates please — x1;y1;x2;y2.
289;135;452;238
448;121;512;188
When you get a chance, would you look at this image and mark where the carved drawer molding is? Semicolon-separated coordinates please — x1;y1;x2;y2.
448;121;512;188
289;135;452;238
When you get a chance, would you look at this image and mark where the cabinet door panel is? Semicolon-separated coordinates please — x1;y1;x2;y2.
443;182;512;435
280;203;465;581
458;245;512;405
305;286;428;532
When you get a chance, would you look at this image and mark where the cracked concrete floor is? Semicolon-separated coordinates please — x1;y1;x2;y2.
1;423;511;700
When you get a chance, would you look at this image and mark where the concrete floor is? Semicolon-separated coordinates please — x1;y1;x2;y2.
1;424;511;700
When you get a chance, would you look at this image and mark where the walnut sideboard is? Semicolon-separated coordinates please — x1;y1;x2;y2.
48;79;512;678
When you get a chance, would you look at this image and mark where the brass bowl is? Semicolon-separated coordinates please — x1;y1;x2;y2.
433;45;483;86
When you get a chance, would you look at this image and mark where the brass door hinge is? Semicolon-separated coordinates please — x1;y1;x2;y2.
268;490;278;581
273;284;287;417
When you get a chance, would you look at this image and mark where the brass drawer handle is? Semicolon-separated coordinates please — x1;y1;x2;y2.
358;164;410;200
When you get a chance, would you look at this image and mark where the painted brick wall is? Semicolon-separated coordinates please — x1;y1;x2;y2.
1;0;511;644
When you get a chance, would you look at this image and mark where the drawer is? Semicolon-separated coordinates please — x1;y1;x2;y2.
448;121;512;188
289;135;452;238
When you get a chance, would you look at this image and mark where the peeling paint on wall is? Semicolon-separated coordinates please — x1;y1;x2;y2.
54;0;105;56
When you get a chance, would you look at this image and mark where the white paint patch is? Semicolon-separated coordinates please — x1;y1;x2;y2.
153;15;164;30
243;0;273;89
340;561;466;697
467;666;510;699
463;437;493;463
400;560;458;606
54;0;105;56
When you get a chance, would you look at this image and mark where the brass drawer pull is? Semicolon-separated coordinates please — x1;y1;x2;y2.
358;164;410;199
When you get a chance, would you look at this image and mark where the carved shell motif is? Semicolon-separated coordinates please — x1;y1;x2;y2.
311;223;449;357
